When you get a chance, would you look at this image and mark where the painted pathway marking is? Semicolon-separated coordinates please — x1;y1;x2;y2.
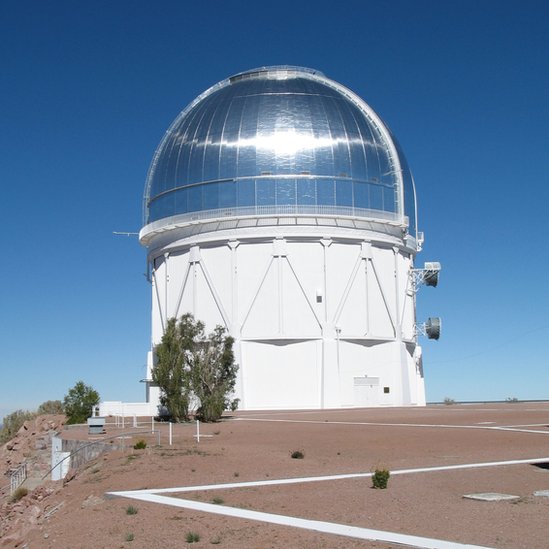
234;417;549;435
504;423;549;427
110;492;493;549
109;457;549;496
108;457;549;549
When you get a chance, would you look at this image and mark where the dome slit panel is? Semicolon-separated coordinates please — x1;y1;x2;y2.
173;97;209;190
326;95;352;207
335;98;365;209
201;91;227;183
219;92;244;180
314;93;339;207
339;99;370;212
255;92;278;175
215;85;239;181
234;87;257;208
392;136;416;233
298;88;324;207
172;101;206;187
314;93;336;176
237;89;261;179
202;91;235;211
362;117;397;215
186;99;217;213
364;121;387;213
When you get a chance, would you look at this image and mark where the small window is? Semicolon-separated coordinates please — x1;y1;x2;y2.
316;295;322;303
383;387;390;394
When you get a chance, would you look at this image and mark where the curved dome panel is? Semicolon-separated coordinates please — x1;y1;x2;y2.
144;66;416;233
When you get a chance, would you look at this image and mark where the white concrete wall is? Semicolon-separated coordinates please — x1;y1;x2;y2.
99;401;157;417
146;226;424;410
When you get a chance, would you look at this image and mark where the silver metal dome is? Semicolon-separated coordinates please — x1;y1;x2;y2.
143;66;416;234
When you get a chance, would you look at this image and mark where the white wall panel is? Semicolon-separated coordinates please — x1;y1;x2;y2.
200;244;233;323
336;258;369;336
326;242;360;322
242;341;320;409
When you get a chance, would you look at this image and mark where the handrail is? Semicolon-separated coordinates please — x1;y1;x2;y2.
9;462;27;494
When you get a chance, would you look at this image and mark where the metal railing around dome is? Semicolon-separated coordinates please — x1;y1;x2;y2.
144;204;406;233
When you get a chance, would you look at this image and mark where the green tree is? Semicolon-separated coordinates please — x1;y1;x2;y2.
37;400;64;415
0;410;36;444
152;316;194;421
63;381;100;424
190;325;239;422
153;314;238;422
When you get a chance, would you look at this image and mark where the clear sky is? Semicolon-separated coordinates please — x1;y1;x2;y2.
1;1;548;420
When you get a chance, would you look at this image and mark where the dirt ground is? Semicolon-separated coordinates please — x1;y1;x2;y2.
2;403;549;548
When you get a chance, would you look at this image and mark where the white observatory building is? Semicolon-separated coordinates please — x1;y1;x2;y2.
140;66;439;411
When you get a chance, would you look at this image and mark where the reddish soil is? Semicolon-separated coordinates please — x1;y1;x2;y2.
2;403;549;548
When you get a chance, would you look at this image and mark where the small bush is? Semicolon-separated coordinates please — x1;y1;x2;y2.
37;400;64;415
0;410;36;444
125;533;135;542
212;497;224;505
133;439;147;450
10;487;28;503
443;397;455;405
372;468;390;489
186;531;200;543
126;505;138;515
290;450;304;459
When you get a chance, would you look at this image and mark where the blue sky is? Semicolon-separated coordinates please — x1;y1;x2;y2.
1;1;548;419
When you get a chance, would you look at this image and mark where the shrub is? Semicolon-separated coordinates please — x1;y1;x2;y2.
290;450;304;459
372;468;390;489
37;400;64;415
0;410;36;444
10;487;28;503
126;505;138;515
212;497;224;504
443;397;455;405
133;439;147;450
186;532;200;543
125;533;134;542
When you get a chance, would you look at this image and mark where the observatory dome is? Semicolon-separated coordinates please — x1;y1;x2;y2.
143;66;416;235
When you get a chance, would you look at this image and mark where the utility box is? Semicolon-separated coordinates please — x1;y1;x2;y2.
87;417;106;435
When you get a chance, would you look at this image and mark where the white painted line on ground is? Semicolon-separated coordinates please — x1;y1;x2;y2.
493;427;549;434
503;423;549;427
235;417;549;435
111;492;494;549
109;457;549;496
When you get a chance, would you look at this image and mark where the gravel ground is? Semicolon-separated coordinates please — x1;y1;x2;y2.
2;403;549;548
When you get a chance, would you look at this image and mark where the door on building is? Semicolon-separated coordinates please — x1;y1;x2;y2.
353;376;380;407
